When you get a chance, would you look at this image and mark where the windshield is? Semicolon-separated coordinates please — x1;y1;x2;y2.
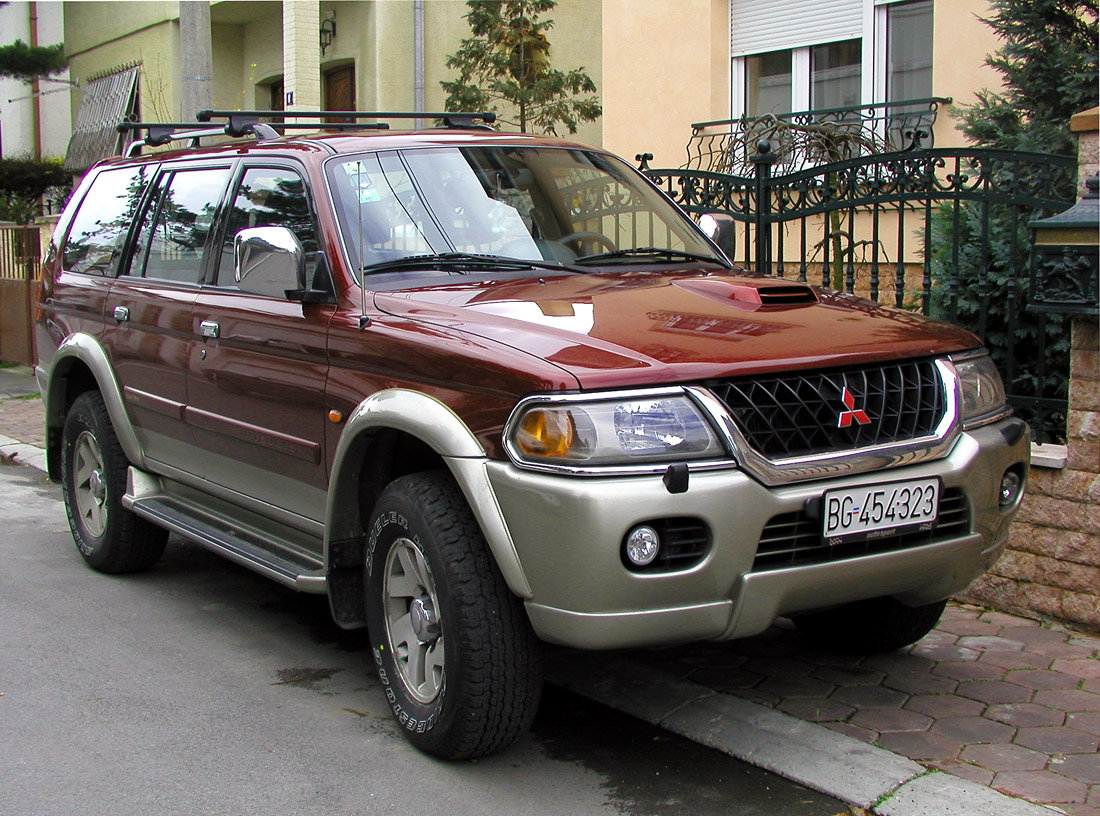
327;145;723;279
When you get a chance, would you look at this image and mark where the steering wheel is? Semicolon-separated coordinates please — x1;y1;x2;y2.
558;231;617;255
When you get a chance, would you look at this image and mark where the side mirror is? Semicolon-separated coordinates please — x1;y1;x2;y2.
234;226;305;299
698;213;738;260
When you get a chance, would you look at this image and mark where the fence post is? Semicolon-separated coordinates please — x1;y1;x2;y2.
749;140;777;276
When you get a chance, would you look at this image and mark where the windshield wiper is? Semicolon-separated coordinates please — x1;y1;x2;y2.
362;252;588;276
574;246;730;267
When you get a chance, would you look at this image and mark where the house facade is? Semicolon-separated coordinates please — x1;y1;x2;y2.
2;0;1002;172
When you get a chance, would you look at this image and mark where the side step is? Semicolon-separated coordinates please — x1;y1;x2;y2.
123;470;327;594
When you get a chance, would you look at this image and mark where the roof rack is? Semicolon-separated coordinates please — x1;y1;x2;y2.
197;109;497;130
117;109;498;157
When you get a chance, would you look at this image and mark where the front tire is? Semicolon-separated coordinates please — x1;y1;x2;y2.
61;391;167;573
364;471;542;759
792;597;947;654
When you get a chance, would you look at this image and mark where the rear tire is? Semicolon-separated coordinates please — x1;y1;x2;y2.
792;597;947;654
61;391;168;573
364;471;542;760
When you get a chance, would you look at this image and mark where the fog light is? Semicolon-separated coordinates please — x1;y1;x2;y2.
999;469;1023;507
624;525;660;567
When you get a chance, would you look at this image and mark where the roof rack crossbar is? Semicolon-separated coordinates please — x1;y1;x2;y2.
197;109;496;129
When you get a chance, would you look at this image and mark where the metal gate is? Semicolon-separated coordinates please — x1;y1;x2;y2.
0;225;42;366
644;145;1077;443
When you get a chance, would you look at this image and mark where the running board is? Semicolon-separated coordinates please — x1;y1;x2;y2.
123;468;327;594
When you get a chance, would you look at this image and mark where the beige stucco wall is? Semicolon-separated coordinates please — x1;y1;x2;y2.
930;0;1003;149
601;0;727;167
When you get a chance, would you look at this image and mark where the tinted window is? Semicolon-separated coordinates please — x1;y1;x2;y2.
61;165;154;275
216;167;318;289
130;167;231;284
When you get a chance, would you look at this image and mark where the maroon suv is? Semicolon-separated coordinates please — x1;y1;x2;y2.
36;113;1029;759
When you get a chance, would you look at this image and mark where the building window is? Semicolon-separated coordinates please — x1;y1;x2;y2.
885;0;932;102
811;40;862;110
746;50;792;116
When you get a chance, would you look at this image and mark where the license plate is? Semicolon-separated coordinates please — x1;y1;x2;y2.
822;478;940;545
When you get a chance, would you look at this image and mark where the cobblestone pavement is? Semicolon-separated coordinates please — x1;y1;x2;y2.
643;606;1100;814
2;376;1097;813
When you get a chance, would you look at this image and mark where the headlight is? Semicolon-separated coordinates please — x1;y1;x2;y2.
953;353;1009;427
507;391;726;469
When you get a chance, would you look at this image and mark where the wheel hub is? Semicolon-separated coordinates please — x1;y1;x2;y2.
409;596;441;644
88;470;106;504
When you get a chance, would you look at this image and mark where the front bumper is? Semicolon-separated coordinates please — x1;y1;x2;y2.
485;417;1029;649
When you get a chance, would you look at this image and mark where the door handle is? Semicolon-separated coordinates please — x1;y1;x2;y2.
113;306;130;322
200;320;220;339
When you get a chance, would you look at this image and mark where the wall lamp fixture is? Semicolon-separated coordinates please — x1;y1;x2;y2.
320;14;337;55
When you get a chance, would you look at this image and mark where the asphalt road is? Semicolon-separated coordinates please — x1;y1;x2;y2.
0;462;849;816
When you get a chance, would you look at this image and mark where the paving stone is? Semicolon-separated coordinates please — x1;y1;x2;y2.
777;697;855;723
883;667;959;695
762;673;835;699
857;652;919;674
1067;712;1100;736
1089;784;1100;806
679;646;750;669
905;694;985;719
994;769;1089;804
1051;753;1100;786
960;742;1049;772
830;683;909;708
986;702;1066;728
822;720;878;744
979;650;1053;671
937;619;1005;637
1000;625;1077;648
910;642;981;662
930;716;1016;744
1061;804;1100;816
959;635;1026;652
931;759;996;786
877;730;962;761
933;660;1006;682
810;664;886;686
736;687;782;708
943;603;982;621
726;637;800;658
1030;641;1100;661
1053;659;1100;680
1014;726;1100;755
686;666;762;691
741;655;818;677
981;611;1035;628
1083;678;1100;695
957;679;1034;705
850;707;933;733
1034;689;1100;713
1007;669;1083;690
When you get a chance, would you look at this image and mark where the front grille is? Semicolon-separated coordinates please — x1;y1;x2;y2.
708;358;945;460
753;487;969;572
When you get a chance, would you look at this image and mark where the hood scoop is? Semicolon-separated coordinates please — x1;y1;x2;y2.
673;278;818;309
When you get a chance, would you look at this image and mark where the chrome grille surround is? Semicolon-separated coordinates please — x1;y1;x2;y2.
687;358;961;486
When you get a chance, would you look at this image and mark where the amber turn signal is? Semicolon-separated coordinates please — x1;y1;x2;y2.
328;409;344;423
515;407;575;457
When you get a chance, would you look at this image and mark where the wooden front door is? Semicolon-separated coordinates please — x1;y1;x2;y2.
324;65;355;124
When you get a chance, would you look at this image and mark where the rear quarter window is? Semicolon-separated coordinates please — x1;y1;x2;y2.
61;164;155;276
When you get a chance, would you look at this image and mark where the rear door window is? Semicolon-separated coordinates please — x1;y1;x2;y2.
128;166;233;284
61;164;155;276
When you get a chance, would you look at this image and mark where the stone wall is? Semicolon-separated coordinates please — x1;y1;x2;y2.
961;318;1100;631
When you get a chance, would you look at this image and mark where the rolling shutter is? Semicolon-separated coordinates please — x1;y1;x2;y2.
63;65;141;173
730;0;863;56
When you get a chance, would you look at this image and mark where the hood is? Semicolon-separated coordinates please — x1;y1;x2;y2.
374;271;981;389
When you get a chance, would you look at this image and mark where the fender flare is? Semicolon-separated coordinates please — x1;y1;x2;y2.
325;389;532;599
42;334;147;479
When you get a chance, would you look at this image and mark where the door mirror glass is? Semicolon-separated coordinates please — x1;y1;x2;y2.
233;226;304;298
698;213;738;260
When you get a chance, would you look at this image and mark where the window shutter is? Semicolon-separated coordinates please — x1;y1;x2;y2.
731;0;863;57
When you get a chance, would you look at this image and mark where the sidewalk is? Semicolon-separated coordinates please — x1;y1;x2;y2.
1;372;1096;815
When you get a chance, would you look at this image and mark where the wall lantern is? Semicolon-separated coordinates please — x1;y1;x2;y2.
320;14;337;56
1028;174;1099;316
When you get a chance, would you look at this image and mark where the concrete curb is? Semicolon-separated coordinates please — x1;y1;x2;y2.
544;650;1061;816
0;434;47;473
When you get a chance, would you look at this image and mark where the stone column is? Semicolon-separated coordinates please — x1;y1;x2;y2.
179;1;213;120
283;0;321;117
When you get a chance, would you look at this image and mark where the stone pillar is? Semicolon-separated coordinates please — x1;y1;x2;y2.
1071;107;1099;196
283;0;321;116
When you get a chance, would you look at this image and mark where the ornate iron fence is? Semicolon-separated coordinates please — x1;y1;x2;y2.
644;145;1077;443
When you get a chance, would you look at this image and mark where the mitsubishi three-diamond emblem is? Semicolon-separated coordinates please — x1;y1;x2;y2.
837;386;871;428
